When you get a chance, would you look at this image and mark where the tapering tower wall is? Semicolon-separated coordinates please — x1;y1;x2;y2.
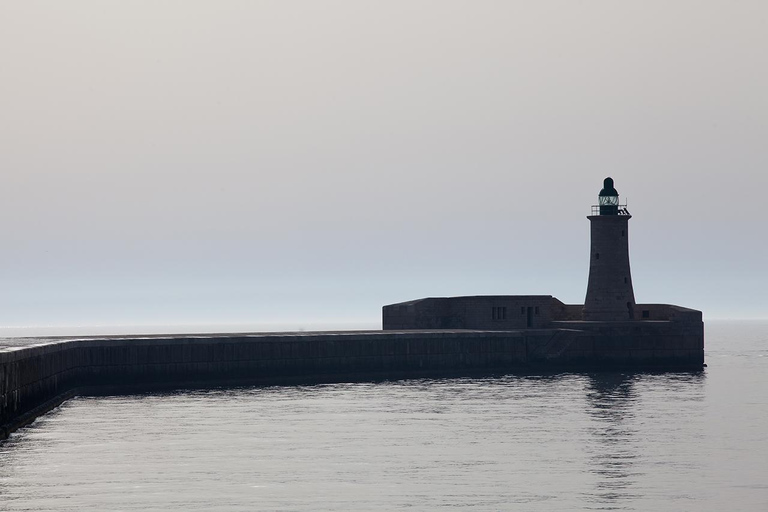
583;214;636;320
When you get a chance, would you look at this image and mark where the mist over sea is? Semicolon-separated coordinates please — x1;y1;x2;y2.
0;320;765;511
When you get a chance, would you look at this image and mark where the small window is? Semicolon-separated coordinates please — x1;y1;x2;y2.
492;307;507;321
624;277;628;284
642;310;650;319
595;253;600;260
501;307;507;320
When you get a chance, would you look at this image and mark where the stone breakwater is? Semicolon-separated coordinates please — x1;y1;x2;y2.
0;325;703;439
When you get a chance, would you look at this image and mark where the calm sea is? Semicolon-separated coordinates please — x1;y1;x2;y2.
0;320;766;511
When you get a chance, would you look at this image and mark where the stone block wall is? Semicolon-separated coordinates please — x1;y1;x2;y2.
550;320;704;367
0;331;538;438
383;296;554;330
0;323;705;440
550;298;583;321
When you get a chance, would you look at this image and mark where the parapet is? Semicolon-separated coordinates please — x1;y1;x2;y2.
384;296;703;330
383;296;553;330
633;304;703;323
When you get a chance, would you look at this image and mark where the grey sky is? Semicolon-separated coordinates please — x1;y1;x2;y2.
1;1;766;332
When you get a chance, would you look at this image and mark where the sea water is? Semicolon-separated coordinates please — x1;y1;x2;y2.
0;321;766;511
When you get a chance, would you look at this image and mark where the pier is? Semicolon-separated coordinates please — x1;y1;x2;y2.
1;324;703;440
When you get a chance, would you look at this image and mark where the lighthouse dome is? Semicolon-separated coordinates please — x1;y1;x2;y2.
599;177;619;197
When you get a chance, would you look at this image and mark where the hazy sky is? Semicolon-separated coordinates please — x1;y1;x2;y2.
1;1;766;332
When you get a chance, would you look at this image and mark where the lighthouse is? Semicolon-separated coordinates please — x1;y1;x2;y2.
383;174;703;368
583;177;636;321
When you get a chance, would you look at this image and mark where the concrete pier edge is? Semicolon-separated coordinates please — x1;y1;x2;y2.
0;327;704;440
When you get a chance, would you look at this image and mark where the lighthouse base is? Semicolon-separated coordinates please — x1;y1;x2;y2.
383;296;704;369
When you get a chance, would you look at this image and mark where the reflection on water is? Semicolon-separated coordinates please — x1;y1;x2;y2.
583;371;707;510
585;373;643;507
0;364;761;512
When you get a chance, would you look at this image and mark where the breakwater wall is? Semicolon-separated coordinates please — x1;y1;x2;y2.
0;326;703;439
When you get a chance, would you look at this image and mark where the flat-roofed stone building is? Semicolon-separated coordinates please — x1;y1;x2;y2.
383;295;554;330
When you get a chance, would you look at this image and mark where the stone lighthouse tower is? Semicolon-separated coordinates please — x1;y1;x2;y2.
583;177;636;321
